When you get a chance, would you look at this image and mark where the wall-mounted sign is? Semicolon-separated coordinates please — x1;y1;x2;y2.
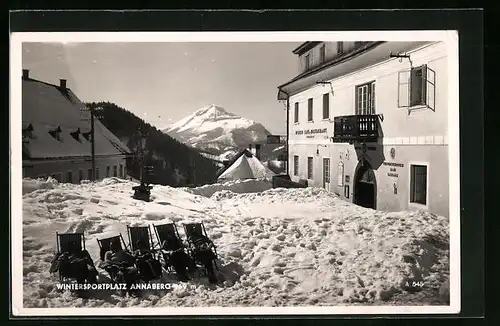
337;162;344;187
383;162;404;168
295;128;328;135
384;161;402;178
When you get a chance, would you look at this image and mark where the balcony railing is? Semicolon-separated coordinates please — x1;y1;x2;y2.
332;114;380;143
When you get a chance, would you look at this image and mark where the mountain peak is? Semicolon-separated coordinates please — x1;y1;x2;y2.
194;105;233;119
163;105;271;159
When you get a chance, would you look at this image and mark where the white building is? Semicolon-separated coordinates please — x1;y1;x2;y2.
277;41;449;217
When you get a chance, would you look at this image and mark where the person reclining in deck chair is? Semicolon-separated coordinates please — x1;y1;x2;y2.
50;249;98;284
187;229;217;284
101;239;140;293
133;240;162;282
160;233;192;282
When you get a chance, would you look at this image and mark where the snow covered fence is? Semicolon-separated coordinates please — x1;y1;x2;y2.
182;178;273;198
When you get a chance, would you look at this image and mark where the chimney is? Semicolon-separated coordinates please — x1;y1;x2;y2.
255;144;261;160
22;69;29;80
59;79;67;89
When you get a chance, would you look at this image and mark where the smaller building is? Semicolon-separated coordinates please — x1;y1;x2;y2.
22;69;132;183
216;149;275;182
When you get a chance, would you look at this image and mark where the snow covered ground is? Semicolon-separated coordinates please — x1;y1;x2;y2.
20;177;450;309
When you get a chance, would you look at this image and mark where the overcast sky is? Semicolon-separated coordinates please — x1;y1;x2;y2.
22;42;301;134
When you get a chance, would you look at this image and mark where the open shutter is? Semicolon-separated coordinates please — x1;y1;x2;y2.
420;64;428;106
426;66;436;111
398;70;410;108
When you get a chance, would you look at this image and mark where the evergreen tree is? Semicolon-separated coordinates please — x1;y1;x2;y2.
86;101;218;187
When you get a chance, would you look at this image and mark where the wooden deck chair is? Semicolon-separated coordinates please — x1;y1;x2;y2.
127;226;154;253
183;222;218;258
126;225;162;281
153;223;183;250
182;222;219;283
96;234;127;261
57;232;85;255
152;223;190;273
53;232;95;282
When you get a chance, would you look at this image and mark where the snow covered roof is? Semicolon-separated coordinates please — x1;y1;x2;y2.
22;77;132;159
217;149;275;181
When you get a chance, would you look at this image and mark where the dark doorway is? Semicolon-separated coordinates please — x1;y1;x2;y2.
354;161;377;209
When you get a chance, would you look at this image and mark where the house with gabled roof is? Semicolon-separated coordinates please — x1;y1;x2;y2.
21;69;132;183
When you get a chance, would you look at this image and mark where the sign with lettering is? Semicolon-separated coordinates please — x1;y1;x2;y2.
295;128;328;136
383;161;403;177
383;162;404;168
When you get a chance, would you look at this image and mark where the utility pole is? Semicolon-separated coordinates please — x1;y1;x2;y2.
90;107;96;181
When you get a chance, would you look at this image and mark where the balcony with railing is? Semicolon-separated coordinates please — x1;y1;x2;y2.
332;115;380;143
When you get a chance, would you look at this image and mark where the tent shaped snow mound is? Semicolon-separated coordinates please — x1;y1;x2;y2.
217;149;275;181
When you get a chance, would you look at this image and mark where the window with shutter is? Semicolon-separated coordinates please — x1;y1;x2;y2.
323;158;330;183
322;93;330;119
293;155;299;176
355;82;376;115
308;98;313;122
307;157;313;179
320;44;326;63
337;42;344;54
294;103;299;123
410;164;428;205
398;65;436;110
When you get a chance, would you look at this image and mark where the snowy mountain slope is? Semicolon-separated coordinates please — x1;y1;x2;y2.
163;105;271;159
20;177;450;309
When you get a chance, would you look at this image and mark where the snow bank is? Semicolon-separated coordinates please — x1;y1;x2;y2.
20;177;449;308
182;179;272;198
22;177;60;195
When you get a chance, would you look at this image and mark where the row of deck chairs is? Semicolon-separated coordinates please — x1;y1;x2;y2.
50;222;219;291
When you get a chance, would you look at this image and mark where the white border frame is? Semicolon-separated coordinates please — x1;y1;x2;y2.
10;30;460;316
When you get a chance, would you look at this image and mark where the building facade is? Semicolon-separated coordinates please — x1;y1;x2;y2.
22;70;132;183
278;41;449;217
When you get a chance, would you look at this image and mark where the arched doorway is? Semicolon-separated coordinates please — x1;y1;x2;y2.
354;160;377;209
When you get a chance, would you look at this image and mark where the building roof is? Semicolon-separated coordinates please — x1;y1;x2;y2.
22;77;132;160
277;41;432;100
217;149;275;181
